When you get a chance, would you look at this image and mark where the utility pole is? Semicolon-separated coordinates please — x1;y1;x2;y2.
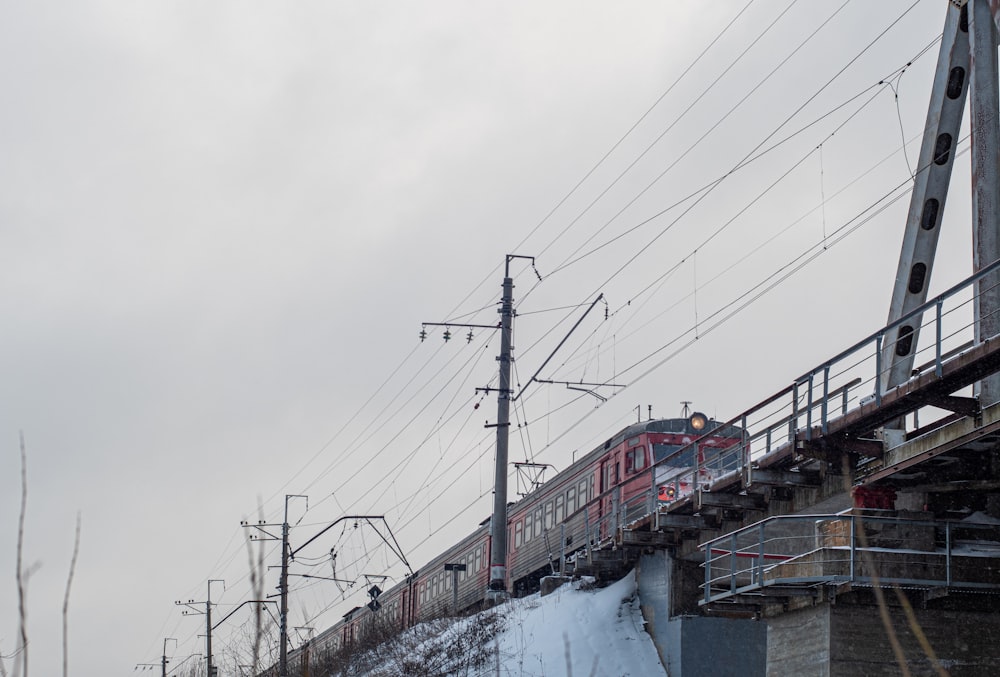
488;254;536;597
206;579;223;677
425;255;537;598
176;580;223;677
280;512;290;677
421;255;537;599
244;506;413;677
486;262;514;596
161;638;176;677
241;509;296;677
253;494;306;677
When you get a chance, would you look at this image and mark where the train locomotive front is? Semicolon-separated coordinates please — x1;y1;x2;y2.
505;412;744;595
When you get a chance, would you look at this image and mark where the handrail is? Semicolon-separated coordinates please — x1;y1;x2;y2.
698;513;1000;605
573;262;1000;556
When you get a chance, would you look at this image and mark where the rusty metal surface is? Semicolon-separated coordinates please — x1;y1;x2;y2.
801;337;1000;443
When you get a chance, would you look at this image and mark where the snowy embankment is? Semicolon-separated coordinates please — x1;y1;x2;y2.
360;570;666;677
491;571;665;676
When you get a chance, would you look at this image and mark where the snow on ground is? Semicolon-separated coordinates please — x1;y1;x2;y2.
490;571;664;676
353;569;665;676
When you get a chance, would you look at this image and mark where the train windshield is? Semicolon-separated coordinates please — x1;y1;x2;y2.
654;444;693;466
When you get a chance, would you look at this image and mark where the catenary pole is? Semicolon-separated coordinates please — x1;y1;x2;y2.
279;498;292;677
161;638;176;677
206;579;223;677
488;255;536;596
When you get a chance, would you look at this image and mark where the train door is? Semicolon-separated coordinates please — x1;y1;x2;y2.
599;452;620;539
401;584;411;631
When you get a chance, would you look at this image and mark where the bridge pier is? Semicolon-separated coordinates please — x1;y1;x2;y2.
636;552;766;676
637;540;1000;676
766;591;1000;676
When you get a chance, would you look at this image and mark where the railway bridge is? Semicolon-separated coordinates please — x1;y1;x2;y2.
585;258;1000;675
581;2;1000;673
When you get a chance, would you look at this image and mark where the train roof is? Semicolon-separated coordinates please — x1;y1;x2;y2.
607;416;742;444
513;416;742;503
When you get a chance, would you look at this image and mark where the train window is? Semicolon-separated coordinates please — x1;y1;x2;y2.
532;507;542;538
626;447;646;473
545;501;554;529
580;477;590;504
524;513;533;543
555;494;564;523
566;486;577;514
514;521;523;547
627;436;641;447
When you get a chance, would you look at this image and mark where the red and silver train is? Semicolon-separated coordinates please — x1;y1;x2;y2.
287;412;743;668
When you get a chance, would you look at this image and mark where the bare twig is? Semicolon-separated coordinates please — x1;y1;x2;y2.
244;502;267;674
62;513;81;677
17;432;29;677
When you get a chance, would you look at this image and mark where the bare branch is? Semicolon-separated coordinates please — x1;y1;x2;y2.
62;513;81;677
17;432;28;677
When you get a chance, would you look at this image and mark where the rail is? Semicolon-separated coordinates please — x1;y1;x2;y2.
699;512;1000;604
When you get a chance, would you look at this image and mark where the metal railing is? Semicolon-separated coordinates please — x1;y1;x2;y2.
569;262;1000;552
636;259;1000;513
699;513;1000;604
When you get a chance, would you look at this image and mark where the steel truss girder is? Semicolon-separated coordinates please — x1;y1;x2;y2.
970;0;1000;404
880;2;971;396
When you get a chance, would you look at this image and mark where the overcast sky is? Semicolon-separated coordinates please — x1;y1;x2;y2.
0;1;980;674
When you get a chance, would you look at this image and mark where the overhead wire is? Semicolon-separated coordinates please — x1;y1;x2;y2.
537;0;811;273
251;6;785;581
268;2;892;544
614;140;971;389
510;39;934;396
297;334;495;507
294;31;936;624
546;34;942;385
262;341;425;513
501;4;916;386
434;0;762;326
192;2;943;663
537;0;928;337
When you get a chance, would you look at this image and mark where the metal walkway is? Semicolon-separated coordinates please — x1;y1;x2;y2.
699;512;1000;606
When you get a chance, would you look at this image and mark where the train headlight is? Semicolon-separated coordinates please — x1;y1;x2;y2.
689;411;708;431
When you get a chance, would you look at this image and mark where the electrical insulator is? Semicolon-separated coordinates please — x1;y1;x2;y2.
419;328;427;342
466;330;474;343
443;329;451;342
